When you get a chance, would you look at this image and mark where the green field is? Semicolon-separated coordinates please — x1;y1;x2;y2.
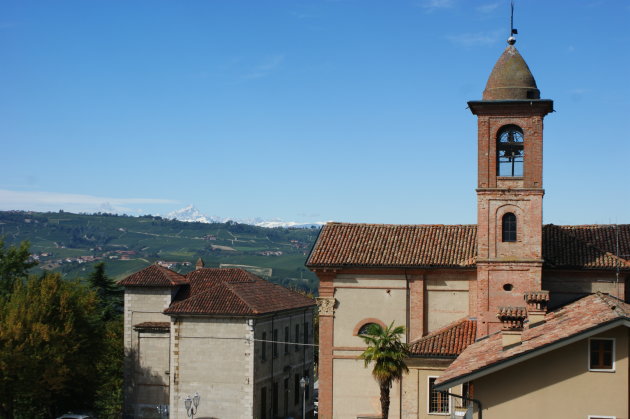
0;211;320;293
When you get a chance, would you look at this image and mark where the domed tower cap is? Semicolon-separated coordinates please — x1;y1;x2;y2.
483;44;540;100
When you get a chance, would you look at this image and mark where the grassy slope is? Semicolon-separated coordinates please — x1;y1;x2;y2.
0;211;320;293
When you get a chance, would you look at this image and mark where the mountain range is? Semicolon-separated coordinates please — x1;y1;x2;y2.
166;205;326;229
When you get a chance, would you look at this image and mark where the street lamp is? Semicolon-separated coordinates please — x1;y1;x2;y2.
300;376;310;419
184;392;200;419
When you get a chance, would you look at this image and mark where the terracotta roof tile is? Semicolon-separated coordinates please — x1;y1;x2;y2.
307;223;477;268
435;293;630;388
119;264;188;287
164;268;315;316
543;224;630;270
409;318;477;358
307;223;630;270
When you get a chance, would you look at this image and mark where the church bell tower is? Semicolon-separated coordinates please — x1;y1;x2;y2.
469;36;553;336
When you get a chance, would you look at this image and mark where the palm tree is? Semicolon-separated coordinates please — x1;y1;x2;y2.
359;322;409;419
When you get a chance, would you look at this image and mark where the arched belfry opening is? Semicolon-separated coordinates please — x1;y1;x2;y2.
497;125;524;177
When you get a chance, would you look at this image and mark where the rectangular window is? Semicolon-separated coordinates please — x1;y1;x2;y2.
295;324;300;351
294;374;300;405
272;381;278;417
273;329;278;358
271;383;278;418
261;332;267;361
284;326;290;354
283;378;289;417
454;382;472;411
304;322;309;345
260;387;267;419
589;338;615;371
428;377;449;414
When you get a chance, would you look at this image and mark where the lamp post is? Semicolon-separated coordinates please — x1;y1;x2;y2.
300;376;310;419
184;392;200;419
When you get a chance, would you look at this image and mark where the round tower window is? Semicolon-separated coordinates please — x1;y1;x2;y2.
503;283;514;291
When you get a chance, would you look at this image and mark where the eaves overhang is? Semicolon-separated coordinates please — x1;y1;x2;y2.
467;99;554;116
164;304;315;318
307;263;476;270
434;317;630;391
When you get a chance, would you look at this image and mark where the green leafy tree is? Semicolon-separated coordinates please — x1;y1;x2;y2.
93;318;123;419
0;273;101;419
87;263;124;417
359;322;409;419
0;240;37;298
88;262;122;321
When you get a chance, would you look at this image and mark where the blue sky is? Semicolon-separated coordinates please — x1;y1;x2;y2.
1;0;629;225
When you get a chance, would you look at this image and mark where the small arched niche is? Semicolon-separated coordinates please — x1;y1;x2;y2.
353;318;386;336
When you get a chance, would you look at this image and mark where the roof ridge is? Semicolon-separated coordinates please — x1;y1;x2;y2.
225;281;260;314
325;223;477;228
596;292;630;317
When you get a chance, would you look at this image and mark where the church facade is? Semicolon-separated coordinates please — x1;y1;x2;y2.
307;38;630;418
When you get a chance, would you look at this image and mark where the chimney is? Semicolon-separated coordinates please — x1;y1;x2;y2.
497;306;527;349
195;257;205;270
524;290;549;327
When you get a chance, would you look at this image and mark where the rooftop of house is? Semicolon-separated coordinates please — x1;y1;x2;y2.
307;223;630;270
408;318;477;358
120;265;315;316
119;264;188;287
434;292;630;390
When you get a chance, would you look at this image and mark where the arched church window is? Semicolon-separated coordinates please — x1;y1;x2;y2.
502;213;517;242
497;125;524;177
358;323;379;335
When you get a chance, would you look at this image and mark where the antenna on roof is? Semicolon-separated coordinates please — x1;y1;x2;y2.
615;224;620;297
508;0;518;45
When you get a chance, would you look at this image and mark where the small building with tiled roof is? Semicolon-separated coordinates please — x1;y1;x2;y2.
434;293;629;418
122;263;316;419
307;33;630;419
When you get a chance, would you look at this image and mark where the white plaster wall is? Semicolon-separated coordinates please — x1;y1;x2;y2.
475;327;629;419
171;317;254;419
333;279;407;348
136;332;170;405
123;287;175;417
333;357;402;419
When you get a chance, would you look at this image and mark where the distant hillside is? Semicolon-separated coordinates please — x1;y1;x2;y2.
0;210;320;293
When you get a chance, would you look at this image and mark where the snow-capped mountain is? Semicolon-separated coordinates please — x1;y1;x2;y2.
166;205;214;223
166;205;325;229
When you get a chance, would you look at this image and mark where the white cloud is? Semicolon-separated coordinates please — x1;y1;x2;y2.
447;30;501;47
0;189;177;214
422;0;455;12
243;55;285;80
476;2;501;13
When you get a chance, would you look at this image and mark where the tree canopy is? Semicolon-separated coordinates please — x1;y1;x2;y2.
88;262;122;321
0;239;37;298
0;242;123;419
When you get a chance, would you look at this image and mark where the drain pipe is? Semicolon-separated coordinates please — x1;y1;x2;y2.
439;391;482;419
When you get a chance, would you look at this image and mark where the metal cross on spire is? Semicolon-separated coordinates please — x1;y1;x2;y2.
508;0;518;45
